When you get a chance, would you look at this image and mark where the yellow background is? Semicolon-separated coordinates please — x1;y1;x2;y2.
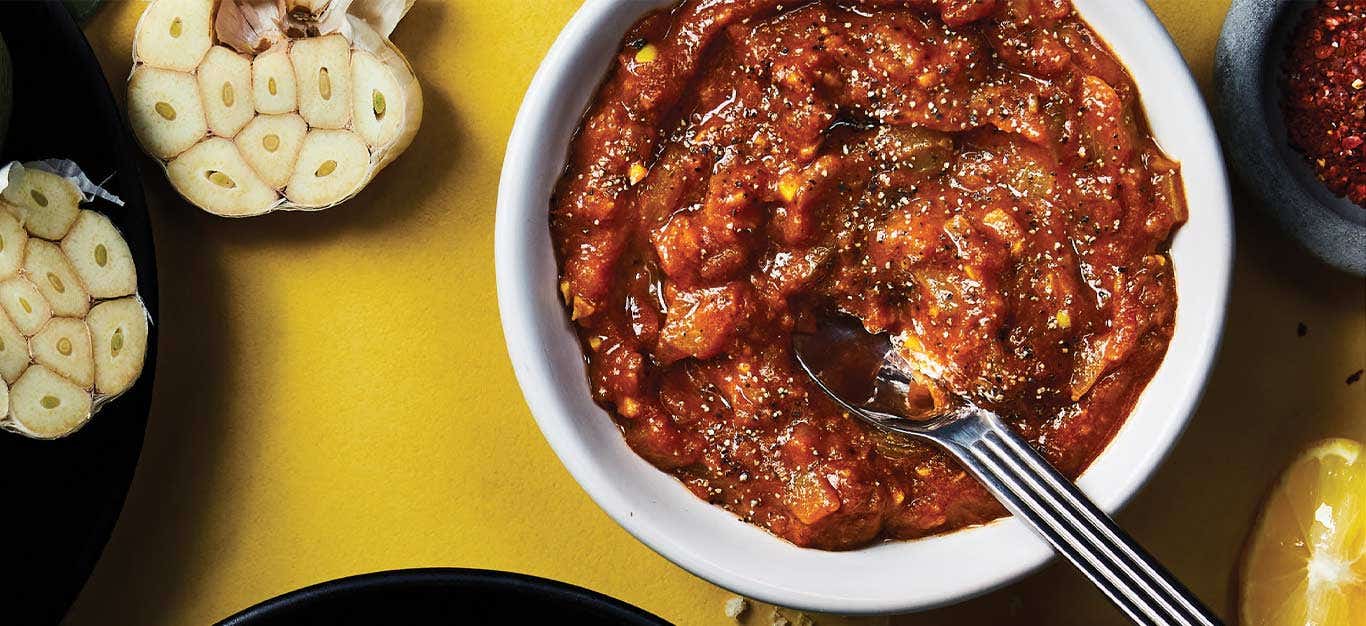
67;1;1363;624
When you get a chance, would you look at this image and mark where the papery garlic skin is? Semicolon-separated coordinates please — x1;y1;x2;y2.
129;0;423;217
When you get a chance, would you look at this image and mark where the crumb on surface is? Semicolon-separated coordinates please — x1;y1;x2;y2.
723;596;749;619
1348;369;1363;385
1297;321;1308;337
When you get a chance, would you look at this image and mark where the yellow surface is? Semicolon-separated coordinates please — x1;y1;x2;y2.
67;1;1364;625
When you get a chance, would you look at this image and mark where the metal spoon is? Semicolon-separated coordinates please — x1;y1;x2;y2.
793;314;1220;626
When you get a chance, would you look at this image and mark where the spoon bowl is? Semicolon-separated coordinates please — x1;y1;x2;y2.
792;314;1220;626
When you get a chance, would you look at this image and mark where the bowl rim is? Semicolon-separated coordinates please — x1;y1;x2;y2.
495;0;1231;614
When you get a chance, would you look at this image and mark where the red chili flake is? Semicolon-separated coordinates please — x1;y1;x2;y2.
1282;0;1366;207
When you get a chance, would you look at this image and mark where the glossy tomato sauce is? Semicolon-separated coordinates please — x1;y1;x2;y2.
551;0;1185;549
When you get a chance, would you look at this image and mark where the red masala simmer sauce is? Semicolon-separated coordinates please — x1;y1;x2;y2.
551;0;1185;549
1282;0;1366;207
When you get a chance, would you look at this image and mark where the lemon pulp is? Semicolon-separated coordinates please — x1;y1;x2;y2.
1240;438;1366;626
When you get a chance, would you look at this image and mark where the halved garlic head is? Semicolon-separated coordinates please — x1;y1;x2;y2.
0;208;28;281
133;0;213;72
88;297;148;396
167;137;279;216
0;312;26;384
128;66;207;160
23;239;88;318
198;46;255;138
6;365;93;439
62;210;138;299
351;50;402;148
0;160;148;440
128;0;423;216
31;317;94;389
291;34;353;130
234;113;307;190
2;167;81;240
251;44;297;115
0;276;51;336
286;129;370;208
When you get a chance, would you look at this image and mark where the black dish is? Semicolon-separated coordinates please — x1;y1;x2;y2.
216;568;670;625
0;2;159;625
1215;0;1366;276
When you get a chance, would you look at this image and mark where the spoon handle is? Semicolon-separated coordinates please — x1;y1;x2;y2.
906;409;1221;626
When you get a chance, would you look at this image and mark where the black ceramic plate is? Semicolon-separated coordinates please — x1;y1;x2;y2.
0;2;159;625
1215;0;1366;275
216;568;670;625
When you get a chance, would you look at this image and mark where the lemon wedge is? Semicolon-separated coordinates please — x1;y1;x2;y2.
1240;438;1366;626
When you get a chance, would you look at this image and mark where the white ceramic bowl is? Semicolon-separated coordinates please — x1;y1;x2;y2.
496;0;1232;614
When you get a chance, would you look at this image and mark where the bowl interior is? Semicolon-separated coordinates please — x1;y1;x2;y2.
1214;0;1365;275
496;0;1231;614
1259;2;1366;227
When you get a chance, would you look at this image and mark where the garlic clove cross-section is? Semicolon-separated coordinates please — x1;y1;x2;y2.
351;49;403;148
0;208;28;281
0;276;52;336
88;297;149;397
234;113;307;190
31;317;94;390
0;312;26;384
2;166;81;240
251;44;298;115
23;239;89;318
128;66;208;160
286;129;370;208
291;34;352;130
197;46;255;138
5;365;94;439
167;137;279;217
62;210;138;299
133;0;214;72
